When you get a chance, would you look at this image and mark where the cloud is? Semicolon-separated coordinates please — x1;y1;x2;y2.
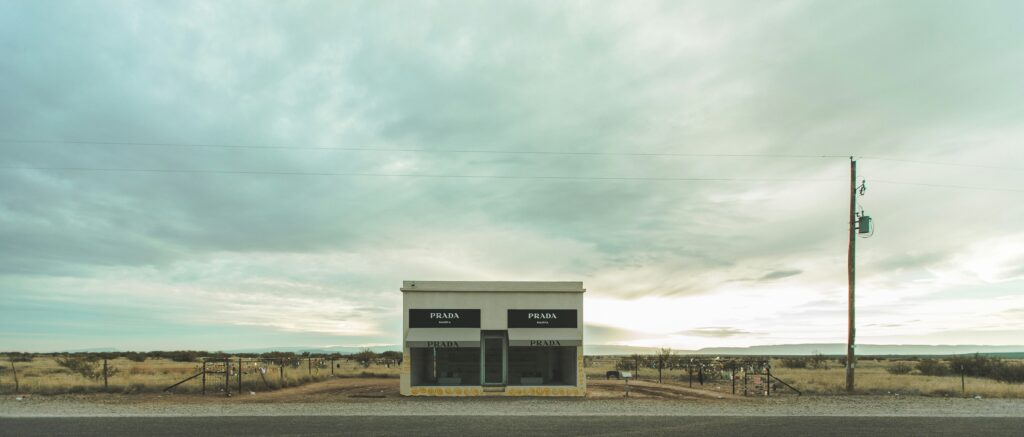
679;327;754;338
584;324;643;344
1;1;1023;350
758;269;802;281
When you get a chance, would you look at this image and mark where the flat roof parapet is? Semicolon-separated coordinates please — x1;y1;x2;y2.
401;280;585;293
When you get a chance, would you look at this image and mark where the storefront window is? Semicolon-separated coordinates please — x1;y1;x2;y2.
409;347;481;386
507;346;576;386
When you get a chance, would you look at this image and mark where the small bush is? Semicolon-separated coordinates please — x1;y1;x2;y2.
808;354;829;369
6;352;35;362
949;353;1000;377
168;351;201;363
55;355;101;379
916;359;950;376
991;362;1024;383
54;355;118;380
886;363;913;375
780;357;808;369
123;352;147;363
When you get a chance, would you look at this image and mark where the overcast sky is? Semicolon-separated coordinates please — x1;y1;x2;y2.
1;0;1022;352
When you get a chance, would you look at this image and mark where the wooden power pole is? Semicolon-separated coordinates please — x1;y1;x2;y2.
846;157;856;393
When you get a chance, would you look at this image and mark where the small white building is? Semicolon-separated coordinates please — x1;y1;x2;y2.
399;280;586;396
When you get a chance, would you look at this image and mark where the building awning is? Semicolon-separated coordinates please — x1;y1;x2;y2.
406;328;480;348
508;328;582;347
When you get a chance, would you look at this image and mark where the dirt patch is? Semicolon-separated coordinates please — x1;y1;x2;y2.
237;378;400;403
587;379;743;401
8;378;402;406
13;377;750;405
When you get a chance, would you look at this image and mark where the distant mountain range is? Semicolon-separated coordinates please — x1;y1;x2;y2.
23;346;401;354
16;343;1024;356
584;343;1024;357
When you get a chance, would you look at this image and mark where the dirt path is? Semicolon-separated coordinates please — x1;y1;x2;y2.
9;378;745;405
236;378;400;403
587;379;744;400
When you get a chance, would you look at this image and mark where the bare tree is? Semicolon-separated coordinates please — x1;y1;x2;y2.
656;348;673;383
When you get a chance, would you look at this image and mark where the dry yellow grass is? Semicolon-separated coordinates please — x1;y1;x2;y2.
583;357;1024;398
7;354;1022;398
770;359;1024;398
0;355;400;395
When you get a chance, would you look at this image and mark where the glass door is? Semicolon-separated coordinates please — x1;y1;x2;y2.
481;332;507;385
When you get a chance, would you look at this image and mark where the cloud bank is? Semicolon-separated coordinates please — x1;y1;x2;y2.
1;0;1022;351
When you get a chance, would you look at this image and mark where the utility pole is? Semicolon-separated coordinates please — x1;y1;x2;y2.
846;157;857;393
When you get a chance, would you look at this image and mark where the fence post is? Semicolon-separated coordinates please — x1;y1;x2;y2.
11;361;19;393
961;365;965;395
202;360;206;395
743;372;748;396
731;367;736;395
280;359;285;384
331;358;335;376
308;357;312;375
688;365;692;388
103;359;108;391
224;358;230;397
237;357;242;394
766;366;771;396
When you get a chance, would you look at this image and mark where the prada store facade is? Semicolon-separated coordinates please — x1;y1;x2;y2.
400;281;586;396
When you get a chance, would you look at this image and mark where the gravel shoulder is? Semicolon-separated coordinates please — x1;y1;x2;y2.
2;378;1023;418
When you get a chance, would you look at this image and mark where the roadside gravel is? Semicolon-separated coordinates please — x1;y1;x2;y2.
3;395;1023;418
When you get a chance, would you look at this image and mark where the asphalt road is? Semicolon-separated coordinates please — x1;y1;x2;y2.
2;416;1023;436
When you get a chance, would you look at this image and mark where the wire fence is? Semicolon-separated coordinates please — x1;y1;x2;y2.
0;354;402;395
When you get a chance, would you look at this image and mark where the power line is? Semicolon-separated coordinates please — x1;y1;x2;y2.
871;180;1024;193
859;156;1024;172
5;139;1020;172
0;139;848;159
5;166;1019;193
0;165;837;183
6;166;1020;192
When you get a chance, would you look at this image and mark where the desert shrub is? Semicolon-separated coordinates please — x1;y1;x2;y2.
55;355;101;379
808;354;829;369
886;363;913;375
780;357;808;369
949;354;1000;377
168;351;201;362
123;352;147;362
352;349;377;368
54;355;119;380
916;359;950;376
261;351;297;360
991;362;1024;383
379;350;403;366
149;350;214;362
6;352;34;362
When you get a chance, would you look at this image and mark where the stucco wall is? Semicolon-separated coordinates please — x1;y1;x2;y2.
400;283;586;397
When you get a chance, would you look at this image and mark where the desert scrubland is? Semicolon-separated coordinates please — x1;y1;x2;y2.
584;355;1024;398
3;353;1023;399
0;353;399;395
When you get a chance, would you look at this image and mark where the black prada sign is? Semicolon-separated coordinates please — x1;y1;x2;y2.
409;309;481;328
507;309;577;328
